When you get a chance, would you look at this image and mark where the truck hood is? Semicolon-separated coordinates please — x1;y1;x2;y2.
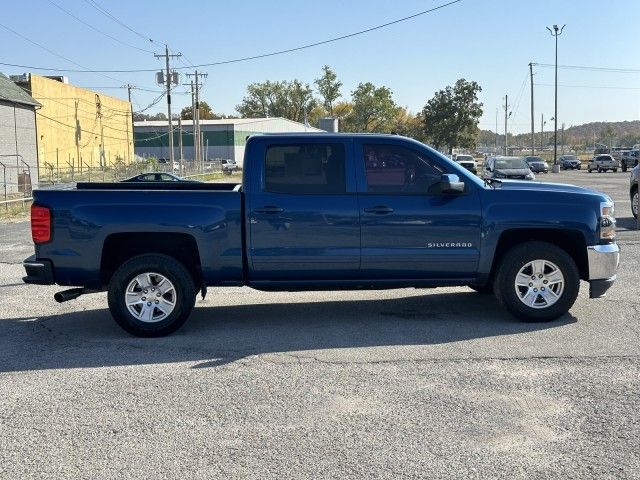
494;180;604;197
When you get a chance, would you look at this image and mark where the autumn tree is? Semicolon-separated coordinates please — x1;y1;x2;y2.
236;80;316;122
314;65;342;116
180;101;221;120
344;82;400;133
421;79;483;153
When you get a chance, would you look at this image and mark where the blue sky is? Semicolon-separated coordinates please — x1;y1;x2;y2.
1;0;638;134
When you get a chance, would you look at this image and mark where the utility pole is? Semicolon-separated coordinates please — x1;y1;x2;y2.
561;123;565;154
155;45;181;164
186;71;208;169
495;108;498;154
504;95;510;155
529;62;535;155
178;117;184;173
541;114;545;151
547;24;566;172
125;84;134;162
190;80;197;163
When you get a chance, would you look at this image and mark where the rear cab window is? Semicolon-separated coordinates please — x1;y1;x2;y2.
264;143;346;194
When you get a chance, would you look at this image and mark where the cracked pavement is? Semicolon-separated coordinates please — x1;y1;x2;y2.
0;170;639;479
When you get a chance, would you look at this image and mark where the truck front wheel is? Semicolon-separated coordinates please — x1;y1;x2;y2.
107;254;196;337
494;242;579;322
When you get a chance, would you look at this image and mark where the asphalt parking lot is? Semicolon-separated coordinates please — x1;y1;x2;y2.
0;170;638;479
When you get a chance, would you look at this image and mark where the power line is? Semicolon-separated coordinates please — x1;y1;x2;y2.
82;0;156;44
0;0;462;73
0;20;125;84
46;0;154;54
533;63;640;74
36;110;129;141
535;82;640;90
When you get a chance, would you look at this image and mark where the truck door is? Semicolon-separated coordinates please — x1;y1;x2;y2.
247;139;360;280
355;140;482;279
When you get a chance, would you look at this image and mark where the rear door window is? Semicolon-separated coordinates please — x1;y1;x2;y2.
265;143;346;194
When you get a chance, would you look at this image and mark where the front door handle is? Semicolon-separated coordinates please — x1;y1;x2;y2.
254;206;284;214
364;206;394;214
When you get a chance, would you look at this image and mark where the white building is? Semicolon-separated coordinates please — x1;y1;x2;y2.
134;117;324;167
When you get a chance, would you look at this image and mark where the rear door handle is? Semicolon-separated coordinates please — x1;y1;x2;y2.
254;206;284;214
364;206;394;214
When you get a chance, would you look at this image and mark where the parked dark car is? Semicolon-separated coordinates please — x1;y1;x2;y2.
559;155;581;170
454;154;477;175
122;173;199;183
482;156;535;180
621;150;639;172
631;164;639;219
523;156;549;174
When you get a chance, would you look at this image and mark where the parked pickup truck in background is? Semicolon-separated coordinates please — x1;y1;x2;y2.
23;134;620;337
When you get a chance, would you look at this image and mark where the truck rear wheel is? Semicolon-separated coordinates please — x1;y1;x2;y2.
107;254;196;337
493;241;579;322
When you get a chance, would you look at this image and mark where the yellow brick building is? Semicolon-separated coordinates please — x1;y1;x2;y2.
16;74;133;179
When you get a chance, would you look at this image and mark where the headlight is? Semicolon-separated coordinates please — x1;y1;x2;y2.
526;172;535;180
600;200;616;241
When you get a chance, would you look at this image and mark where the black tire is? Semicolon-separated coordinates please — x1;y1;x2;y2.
587;169;592;173
107;254;196;337
493;241;580;322
632;186;639;220
613;169;618;173
469;284;493;294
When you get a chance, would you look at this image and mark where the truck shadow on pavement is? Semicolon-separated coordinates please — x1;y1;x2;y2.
0;291;577;372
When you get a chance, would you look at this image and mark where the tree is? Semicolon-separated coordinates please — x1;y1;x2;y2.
236;80;316;122
391;107;424;141
345;82;400;133
314;65;342;116
421;79;483;153
600;125;615;147
181;101;220;120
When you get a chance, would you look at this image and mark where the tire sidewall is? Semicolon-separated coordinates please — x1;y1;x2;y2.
108;255;196;337
494;242;580;322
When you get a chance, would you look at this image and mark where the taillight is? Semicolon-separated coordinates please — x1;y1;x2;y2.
31;204;51;244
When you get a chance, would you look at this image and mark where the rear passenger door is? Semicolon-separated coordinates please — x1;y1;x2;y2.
247;139;360;281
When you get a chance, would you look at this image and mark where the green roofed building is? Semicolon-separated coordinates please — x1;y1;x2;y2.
134;118;324;166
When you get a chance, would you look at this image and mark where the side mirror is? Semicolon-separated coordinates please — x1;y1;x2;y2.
440;174;465;194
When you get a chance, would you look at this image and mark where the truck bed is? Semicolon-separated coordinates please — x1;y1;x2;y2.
76;182;240;191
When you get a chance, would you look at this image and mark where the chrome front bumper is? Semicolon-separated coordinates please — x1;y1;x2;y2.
587;244;620;298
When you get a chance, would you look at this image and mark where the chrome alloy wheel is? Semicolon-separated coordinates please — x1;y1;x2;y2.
633;190;639;218
125;273;176;323
514;259;565;309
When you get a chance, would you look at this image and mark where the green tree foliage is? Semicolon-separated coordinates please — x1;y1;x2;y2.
236;80;317;122
314;65;342;116
421;79;483;153
180;101;224;120
344;82;400;133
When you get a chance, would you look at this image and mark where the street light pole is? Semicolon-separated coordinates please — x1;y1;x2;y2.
547;24;565;173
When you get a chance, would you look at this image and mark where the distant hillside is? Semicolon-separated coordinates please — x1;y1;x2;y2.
479;120;640;148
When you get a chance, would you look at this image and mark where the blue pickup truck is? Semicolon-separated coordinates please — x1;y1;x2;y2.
23;134;620;336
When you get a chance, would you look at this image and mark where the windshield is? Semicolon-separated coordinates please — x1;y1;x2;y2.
562;155;577;160
525;156;544;163
456;155;473;162
495;158;527;169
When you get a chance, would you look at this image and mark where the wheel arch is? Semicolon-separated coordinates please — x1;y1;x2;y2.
488;229;588;283
101;232;202;287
